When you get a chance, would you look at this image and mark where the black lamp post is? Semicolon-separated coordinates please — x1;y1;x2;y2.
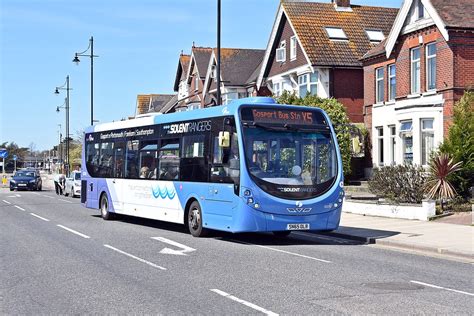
55;76;71;176
73;36;98;126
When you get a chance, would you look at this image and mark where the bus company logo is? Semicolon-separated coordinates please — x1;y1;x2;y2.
168;120;211;134
151;185;176;200
287;207;312;213
222;106;229;115
278;187;301;193
87;134;94;142
278;187;318;193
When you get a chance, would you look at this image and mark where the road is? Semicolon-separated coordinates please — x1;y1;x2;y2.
1;189;473;314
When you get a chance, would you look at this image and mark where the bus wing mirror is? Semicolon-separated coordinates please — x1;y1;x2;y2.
218;131;230;148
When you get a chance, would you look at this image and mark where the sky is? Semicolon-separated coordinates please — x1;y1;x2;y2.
0;0;402;151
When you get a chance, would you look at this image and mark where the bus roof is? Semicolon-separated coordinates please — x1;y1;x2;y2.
86;97;323;133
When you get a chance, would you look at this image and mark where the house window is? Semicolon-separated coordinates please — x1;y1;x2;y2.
426;43;437;91
411;47;421;94
376;67;384;103
290;36;297;60
273;82;281;97
389;125;396;164
421;118;434;165
417;0;424;19
325;27;348;41
298;72;319;97
376;127;384;165
388;64;396;101
276;41;286;62
365;29;385;43
400;120;413;163
194;75;199;91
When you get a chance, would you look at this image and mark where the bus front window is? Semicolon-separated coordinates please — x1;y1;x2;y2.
243;126;337;199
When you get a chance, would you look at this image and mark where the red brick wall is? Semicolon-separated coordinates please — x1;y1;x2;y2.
268;15;308;78
332;68;364;123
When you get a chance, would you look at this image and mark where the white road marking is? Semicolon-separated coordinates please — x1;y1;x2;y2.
151;237;196;255
57;225;90;239
31;192;41;196
30;213;50;222
234;240;331;263
58;199;72;203
42;195;55;199
211;289;278;316
7;195;17;198
410;280;474;296
14;205;26;211
15;194;21;197
2;200;11;205
104;244;166;270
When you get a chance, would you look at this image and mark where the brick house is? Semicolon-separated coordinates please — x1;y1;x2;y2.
362;0;474;167
202;48;266;106
257;0;398;123
173;53;191;110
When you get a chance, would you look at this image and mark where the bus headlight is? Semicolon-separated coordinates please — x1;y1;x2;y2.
254;203;260;209
247;197;254;204
244;189;252;197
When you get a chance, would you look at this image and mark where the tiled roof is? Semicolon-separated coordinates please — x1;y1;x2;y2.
282;2;398;67
192;47;213;78
361;38;388;60
173;54;190;92
430;0;474;29
148;94;176;113
156;94;178;114
136;94;151;116
219;48;265;86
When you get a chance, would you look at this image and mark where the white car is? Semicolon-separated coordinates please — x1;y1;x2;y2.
64;171;81;197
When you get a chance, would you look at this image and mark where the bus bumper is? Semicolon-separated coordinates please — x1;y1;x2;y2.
263;207;342;232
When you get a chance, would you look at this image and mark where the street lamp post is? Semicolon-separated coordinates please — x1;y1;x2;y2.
55;76;71;176
73;36;98;126
216;0;221;106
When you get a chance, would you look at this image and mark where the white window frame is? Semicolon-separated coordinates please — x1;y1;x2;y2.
389;125;396;165
417;0;424;20
426;42;437;91
376;127;384;166
411;47;421;94
421;118;434;165
365;29;385;43
376;67;384;103
290;36;297;60
325;27;348;41
273;82;281;97
298;72;319;97
400;120;413;164
276;40;286;62
194;75;199;91
388;64;396;101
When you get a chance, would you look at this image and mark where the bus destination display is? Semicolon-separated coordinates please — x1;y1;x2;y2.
242;108;326;126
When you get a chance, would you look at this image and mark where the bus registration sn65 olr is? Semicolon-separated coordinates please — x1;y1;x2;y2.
287;223;310;230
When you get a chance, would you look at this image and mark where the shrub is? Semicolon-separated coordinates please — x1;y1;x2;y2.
425;152;462;201
277;91;352;177
368;164;427;204
439;91;474;199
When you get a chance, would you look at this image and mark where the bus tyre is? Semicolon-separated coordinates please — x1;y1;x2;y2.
187;201;208;237
100;194;114;220
273;231;292;237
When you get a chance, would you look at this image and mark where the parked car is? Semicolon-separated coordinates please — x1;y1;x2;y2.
64;170;81;197
10;169;42;191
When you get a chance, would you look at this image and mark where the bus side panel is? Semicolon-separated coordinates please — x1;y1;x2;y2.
86;178;99;209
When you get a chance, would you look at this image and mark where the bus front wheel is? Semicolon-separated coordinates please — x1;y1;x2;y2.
187;201;208;237
100;193;114;220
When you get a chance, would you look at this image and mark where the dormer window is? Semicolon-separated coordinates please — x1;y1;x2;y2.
365;29;385;43
417;0;424;19
325;27;348;41
276;40;286;62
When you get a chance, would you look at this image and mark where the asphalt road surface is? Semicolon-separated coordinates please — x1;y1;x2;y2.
1;189;473;314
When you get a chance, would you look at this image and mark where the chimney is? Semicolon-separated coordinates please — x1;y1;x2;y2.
332;0;350;8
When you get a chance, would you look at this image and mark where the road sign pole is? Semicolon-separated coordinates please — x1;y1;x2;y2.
2;157;4;174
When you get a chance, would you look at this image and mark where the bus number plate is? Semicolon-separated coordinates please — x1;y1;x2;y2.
287;223;310;230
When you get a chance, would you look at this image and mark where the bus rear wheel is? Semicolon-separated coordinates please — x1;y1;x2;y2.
187;201;208;237
100;193;114;220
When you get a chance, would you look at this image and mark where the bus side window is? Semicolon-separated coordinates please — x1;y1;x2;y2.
113;142;125;178
180;135;208;182
139;141;158;179
125;140;139;179
210;132;239;183
158;140;180;181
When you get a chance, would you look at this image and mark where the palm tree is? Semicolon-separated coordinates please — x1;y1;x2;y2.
425;153;462;212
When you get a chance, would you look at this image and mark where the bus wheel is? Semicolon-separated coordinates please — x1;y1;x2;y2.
187;201;208;237
273;231;291;237
100;193;114;220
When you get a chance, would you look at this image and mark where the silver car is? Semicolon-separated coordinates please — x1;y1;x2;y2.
64;171;81;197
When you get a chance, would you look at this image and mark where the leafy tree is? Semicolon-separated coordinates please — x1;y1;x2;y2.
439;91;474;199
0;142;29;170
277;91;352;177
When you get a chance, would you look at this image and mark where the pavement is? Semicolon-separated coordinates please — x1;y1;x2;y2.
327;212;473;261
2;171;473;262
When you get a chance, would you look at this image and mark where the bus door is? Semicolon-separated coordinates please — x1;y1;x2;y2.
85;142;100;205
207;122;240;218
110;142;125;211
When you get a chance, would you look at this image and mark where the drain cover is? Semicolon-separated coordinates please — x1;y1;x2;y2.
363;282;424;291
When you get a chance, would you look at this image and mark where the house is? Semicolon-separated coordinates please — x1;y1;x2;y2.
202;48;266;106
362;0;474;167
135;94;177;117
173;53;191;110
257;0;398;123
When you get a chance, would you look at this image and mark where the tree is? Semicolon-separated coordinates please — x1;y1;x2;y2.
0;142;29;171
277;91;352;177
439;91;474;199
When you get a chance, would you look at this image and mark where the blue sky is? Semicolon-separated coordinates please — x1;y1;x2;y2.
0;0;402;151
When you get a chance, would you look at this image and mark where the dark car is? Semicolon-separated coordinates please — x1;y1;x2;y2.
10;170;42;191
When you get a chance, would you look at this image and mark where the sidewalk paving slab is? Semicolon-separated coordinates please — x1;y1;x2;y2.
322;212;473;261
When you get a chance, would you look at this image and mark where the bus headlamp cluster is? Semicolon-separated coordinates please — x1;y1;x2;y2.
242;187;260;209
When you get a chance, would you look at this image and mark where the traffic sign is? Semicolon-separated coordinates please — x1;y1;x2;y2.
0;149;7;158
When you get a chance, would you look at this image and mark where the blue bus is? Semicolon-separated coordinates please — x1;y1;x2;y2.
81;97;344;237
